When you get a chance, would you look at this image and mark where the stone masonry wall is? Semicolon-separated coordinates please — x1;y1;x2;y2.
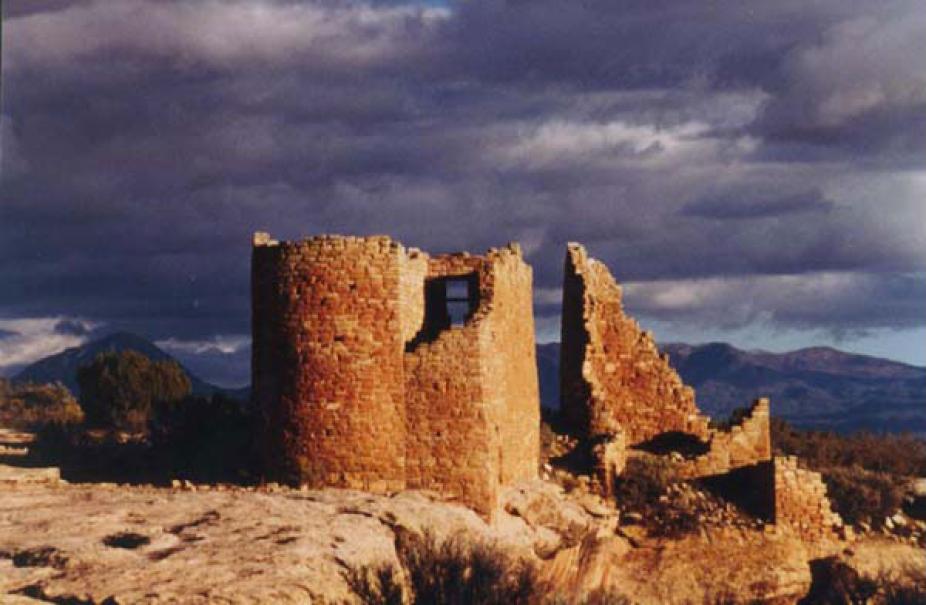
774;455;841;542
559;241;836;540
253;234;539;520
676;399;772;479
399;249;428;343
403;253;498;516
403;246;540;517
560;242;710;445
252;234;407;491
481;245;541;485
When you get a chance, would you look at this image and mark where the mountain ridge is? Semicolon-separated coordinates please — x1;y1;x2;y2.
12;331;232;398
537;341;926;433
13;334;925;434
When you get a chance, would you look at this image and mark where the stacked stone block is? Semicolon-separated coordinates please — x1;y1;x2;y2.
676;399;772;479
252;234;408;491
252;233;540;520
773;456;841;542
559;243;839;541
560;242;710;445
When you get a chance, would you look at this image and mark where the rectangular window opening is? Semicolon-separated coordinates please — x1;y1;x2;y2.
445;278;471;326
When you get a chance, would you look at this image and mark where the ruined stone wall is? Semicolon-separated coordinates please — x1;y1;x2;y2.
481;245;541;485
403;254;498;516
774;456;841;542
559;241;836;539
254;234;539;520
403;246;540;517
677;399;772;479
560;243;709;445
399;249;428;342
252;234;407;491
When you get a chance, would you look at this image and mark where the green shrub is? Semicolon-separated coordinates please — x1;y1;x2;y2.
77;350;191;432
821;466;904;528
613;455;676;512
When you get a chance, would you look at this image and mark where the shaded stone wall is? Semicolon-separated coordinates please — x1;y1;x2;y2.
560;243;709;445
253;234;539;519
774;456;841;542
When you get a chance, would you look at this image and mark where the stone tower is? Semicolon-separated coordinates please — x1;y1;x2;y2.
252;232;540;518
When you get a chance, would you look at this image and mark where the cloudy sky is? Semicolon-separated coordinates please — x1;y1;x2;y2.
1;0;924;387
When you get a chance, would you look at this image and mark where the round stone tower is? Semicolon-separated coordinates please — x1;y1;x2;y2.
251;233;407;490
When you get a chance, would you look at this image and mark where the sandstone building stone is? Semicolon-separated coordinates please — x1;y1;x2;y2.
560;243;710;445
252;233;540;519
772;456;842;542
559;242;839;540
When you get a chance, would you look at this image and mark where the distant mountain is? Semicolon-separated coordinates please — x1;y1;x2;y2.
537;341;926;434
13;332;231;398
17;333;924;433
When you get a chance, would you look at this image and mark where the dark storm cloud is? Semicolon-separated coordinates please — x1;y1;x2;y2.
2;0;89;18
53;319;91;337
1;0;924;379
622;272;926;333
681;189;834;220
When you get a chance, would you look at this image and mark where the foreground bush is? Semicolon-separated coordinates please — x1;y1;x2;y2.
346;531;537;605
0;379;83;429
612;455;700;538
77;350;191;432
801;558;926;605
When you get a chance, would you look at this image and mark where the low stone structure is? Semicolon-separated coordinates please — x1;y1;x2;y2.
773;456;842;542
559;242;839;540
675;399;771;479
252;233;540;519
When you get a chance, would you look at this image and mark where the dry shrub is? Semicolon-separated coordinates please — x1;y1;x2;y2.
578;587;632;605
879;565;926;605
613;455;700;538
821;466;905;528
801;557;878;605
772;418;926;478
801;558;926;605
345;530;537;605
345;563;404;605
